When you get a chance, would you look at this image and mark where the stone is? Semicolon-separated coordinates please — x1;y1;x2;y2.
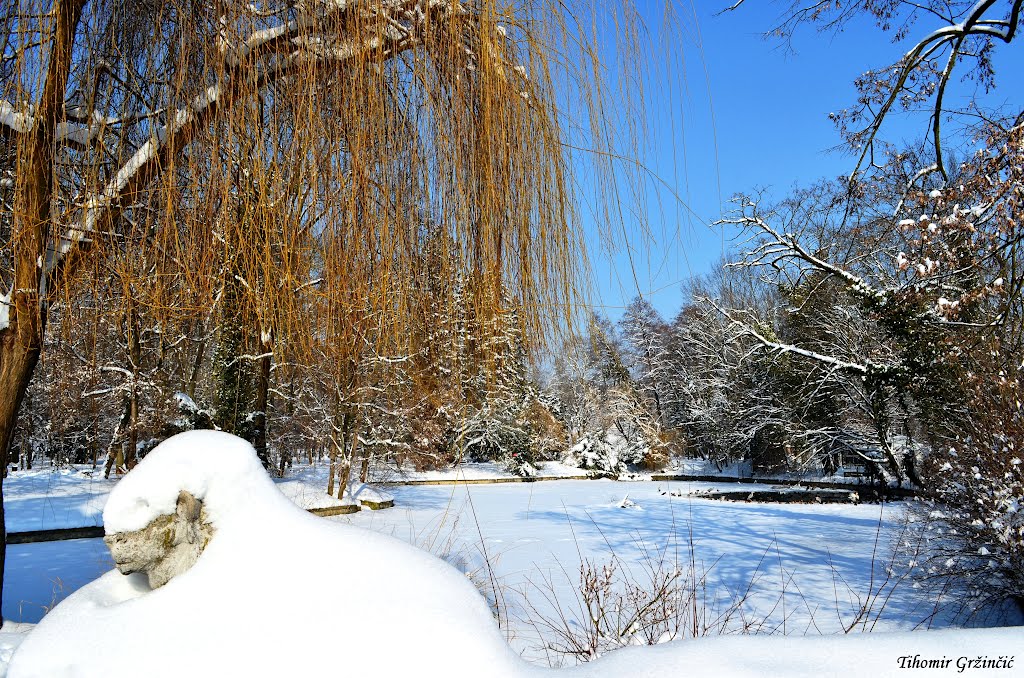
359;498;394;510
104;490;214;589
308;504;361;516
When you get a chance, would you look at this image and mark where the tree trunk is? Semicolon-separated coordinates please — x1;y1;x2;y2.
336;457;352;502
214;270;250;437
326;442;338;497
187;328;208;400
90;397;99;469
0;325;44;628
125;307;141;469
359;451;370;484
102;439;117;479
104;396;132;479
253;332;272;469
336;410;355;501
126;393;138;469
0;0;86;630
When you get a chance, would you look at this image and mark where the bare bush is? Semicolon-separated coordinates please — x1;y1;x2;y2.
519;534;766;665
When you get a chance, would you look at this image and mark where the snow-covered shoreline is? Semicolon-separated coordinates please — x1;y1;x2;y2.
4;455;903;534
2;459;589;533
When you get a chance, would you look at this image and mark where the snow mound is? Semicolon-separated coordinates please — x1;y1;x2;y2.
0;624;32;678
8;431;524;678
8;432;1022;677
343;481;394;505
101;430;275;534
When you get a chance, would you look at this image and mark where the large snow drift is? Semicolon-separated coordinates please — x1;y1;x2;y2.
7;432;525;678
8;432;1021;677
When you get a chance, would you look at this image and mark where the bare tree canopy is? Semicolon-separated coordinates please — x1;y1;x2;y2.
725;0;1022;181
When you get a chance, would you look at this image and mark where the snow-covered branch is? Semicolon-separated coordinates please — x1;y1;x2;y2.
849;0;1021;179
0;100;33;135
226;352;275;367
717;197;887;304
701;296;872;375
1;101;113;147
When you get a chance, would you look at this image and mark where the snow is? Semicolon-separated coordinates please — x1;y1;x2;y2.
0;288;9;332
273;465;360;511
667;456;753;477
395;460;587;482
172;391;200;413
100;430;271;533
569;627;1023;677
3;468;115;533
0;624;33;678
340;480;944;653
0;100;110;145
3;434;1022;676
54;117;104;146
343;481;393;505
0;101;32;134
8;432;525;678
3;455;412;535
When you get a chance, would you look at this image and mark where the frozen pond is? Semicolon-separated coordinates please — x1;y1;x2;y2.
335;480;941;661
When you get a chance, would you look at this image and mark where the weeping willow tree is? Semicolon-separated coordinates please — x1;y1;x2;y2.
0;0;670;621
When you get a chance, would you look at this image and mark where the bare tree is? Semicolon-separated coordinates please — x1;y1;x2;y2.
725;0;1022;182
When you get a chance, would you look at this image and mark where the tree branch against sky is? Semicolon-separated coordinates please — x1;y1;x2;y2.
580;0;1023;320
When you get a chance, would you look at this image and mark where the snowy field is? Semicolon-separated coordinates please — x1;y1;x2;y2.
1;459;588;533
5;467;949;656
334;481;945;660
3;468;115;533
2;448;1015;675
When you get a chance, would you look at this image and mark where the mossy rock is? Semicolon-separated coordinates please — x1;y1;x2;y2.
359;498;395;510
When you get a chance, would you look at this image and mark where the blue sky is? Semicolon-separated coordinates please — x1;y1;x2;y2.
581;1;1024;322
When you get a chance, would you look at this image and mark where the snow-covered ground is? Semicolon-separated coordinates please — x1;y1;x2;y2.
383;459;590;482
0;454;862;536
2;442;1019;676
1;458;584;533
331;480;948;661
4;475;956;644
4;477;889;632
3;468;115;533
